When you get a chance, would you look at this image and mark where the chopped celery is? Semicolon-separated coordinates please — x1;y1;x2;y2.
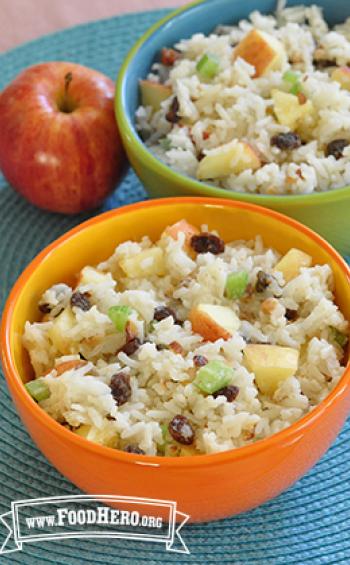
225;271;249;299
158;423;172;455
283;70;299;85
330;326;348;348
196;53;220;79
161;423;171;443
194;360;234;394
159;137;172;151
108;305;132;332
290;82;303;95
25;379;50;402
283;70;303;95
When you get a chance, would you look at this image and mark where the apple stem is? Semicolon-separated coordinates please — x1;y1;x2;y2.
60;72;74;113
64;72;73;95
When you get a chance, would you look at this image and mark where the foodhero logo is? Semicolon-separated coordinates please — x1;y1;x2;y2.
27;506;163;530
0;495;189;554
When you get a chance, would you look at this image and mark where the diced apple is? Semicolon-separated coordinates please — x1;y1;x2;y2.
74;424;91;438
77;266;112;287
331;67;350;91
234;29;287;77
190;304;240;342
244;344;299;395
274;248;312;283
162;219;199;255
75;425;118;447
272;89;315;130
197;140;261;180
162;440;199;457
163;220;199;244
139;80;172;111
260;297;279;315
55;359;87;376
120;247;165;278
48;307;76;354
179;445;200;456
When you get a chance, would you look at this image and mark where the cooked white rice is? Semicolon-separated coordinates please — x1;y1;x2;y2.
136;3;350;194
23;221;348;456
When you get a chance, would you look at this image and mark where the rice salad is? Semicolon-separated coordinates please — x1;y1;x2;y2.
136;2;350;195
23;220;348;456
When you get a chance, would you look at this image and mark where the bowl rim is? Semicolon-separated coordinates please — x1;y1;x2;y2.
1;196;350;468
115;0;350;205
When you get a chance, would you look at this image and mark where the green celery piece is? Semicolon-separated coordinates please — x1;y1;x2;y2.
290;82;303;95
282;71;304;95
283;70;299;85
196;53;220;79
194;360;234;394
160;423;170;443
225;271;249;299
25;379;50;402
159;137;172;151
158;423;172;455
108;305;132;332
330;326;348;348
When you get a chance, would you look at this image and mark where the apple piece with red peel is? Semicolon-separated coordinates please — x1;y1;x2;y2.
190;304;240;342
332;66;350;91
163;220;200;255
0;62;126;214
196;139;261;180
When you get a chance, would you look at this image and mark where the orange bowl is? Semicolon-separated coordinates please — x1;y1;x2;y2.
1;197;350;523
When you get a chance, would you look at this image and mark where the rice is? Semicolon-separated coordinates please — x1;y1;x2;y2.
23;220;348;456
136;3;350;195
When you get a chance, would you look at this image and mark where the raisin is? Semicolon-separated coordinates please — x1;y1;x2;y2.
270;132;302;150
190;233;225;254
169;341;183;354
325;139;349;160
70;291;91;311
245;283;254;297
124;445;145;455
168;415;195;445
62;422;75;431
161;48;180;66
39;303;52;314
165;96;180;123
213;385;239;402
214;24;233;36
313;58;335;69
120;338;141;356
110;373;131;406
285;308;298;321
154;306;180;324
297;92;307;105
255;271;272;292
193;355;208;367
156;344;169;351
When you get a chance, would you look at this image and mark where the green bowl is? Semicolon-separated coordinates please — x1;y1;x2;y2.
115;0;350;256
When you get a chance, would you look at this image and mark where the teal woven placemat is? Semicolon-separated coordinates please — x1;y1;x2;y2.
0;8;349;564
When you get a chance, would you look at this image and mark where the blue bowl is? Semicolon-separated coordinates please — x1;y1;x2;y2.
115;0;350;255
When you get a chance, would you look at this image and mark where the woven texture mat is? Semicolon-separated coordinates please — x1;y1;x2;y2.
0;8;349;564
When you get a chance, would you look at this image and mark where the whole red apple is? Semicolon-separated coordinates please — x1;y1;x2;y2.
0;62;126;213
